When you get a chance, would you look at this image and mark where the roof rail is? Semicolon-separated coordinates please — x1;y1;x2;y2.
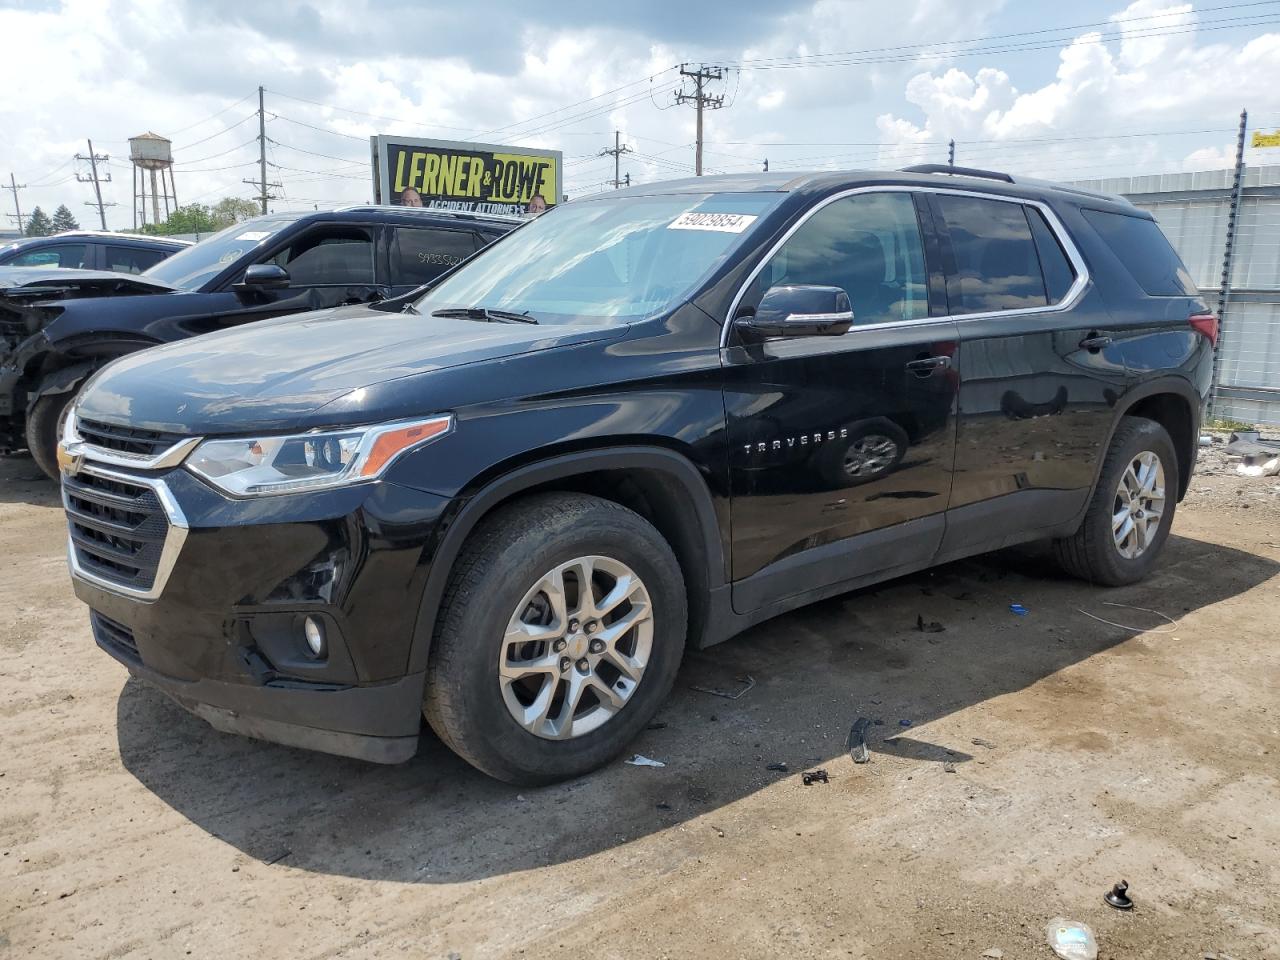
901;164;1015;184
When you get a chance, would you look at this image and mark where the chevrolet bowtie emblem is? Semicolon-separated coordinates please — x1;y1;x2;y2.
56;441;83;477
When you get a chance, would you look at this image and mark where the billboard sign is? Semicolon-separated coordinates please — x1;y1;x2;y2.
371;135;561;217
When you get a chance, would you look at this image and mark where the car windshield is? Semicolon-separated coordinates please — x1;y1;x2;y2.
143;217;294;290
416;192;784;323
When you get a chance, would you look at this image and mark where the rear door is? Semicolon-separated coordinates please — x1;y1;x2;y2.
387;225;485;297
927;191;1129;559
723;189;959;612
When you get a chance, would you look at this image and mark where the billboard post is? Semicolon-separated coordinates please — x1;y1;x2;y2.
371;135;562;216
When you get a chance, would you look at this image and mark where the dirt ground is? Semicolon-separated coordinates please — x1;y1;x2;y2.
2;438;1278;960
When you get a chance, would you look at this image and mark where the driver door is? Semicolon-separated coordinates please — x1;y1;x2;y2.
203;224;386;332
722;190;959;612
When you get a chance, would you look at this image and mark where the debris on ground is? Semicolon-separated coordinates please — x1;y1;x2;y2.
626;755;666;768
981;949;1004;959
898;719;913;727
645;721;667;731
971;737;996;750
942;761;957;773
802;769;829;785
655;801;672;810
766;762;789;772
846;717;874;764
1009;603;1029;616
1104;880;1133;910
1077;601;1178;634
915;614;945;633
690;674;756;700
1046;918;1098;960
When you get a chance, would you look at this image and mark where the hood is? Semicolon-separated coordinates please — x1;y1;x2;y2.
0;266;176;295
76;303;627;434
0;268;176;351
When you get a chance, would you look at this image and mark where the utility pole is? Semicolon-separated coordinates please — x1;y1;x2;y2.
4;174;26;234
675;64;726;176
242;85;280;213
762;158;769;172
1210;107;1248;416
599;130;633;188
948;139;955;168
75;139;114;230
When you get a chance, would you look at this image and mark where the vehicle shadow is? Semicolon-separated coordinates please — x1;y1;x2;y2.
116;532;1277;884
0;453;59;507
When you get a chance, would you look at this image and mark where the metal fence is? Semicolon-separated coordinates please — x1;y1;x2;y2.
1070;165;1280;428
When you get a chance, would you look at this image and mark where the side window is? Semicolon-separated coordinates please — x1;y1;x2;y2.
269;227;374;285
106;246;166;274
1081;208;1198;296
934;195;1048;314
392;228;481;286
741;192;929;326
11;243;89;269
1026;208;1076;303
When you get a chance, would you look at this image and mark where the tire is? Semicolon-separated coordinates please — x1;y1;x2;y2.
1053;416;1178;586
25;390;75;482
423;492;688;785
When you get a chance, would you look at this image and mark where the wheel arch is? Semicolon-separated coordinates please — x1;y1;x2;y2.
405;445;727;676
1102;377;1202;502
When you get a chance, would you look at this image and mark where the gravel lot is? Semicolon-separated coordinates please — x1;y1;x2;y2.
2;441;1278;959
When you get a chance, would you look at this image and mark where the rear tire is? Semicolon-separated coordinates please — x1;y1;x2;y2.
1053;416;1178;586
25;390;74;482
423;492;687;785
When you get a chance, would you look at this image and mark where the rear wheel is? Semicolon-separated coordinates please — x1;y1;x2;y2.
1054;416;1178;586
423;492;687;784
25;390;75;482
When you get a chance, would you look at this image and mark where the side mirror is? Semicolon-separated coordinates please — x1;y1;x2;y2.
239;263;291;291
736;284;853;339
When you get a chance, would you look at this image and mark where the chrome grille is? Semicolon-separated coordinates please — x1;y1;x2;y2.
77;418;186;458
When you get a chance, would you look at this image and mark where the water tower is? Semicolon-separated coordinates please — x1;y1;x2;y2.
129;132;178;230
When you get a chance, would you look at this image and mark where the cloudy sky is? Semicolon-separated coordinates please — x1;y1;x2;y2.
2;0;1279;230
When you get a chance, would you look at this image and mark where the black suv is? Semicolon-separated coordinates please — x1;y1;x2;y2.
1;206;517;477
0;231;190;273
61;166;1213;784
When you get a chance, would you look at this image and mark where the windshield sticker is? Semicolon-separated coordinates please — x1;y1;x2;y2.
668;212;758;234
234;231;272;242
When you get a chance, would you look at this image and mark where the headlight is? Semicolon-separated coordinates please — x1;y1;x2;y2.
186;415;453;497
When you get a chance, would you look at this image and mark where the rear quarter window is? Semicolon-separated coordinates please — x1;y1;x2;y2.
1082;208;1198;297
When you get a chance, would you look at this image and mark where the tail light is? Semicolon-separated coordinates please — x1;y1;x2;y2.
1189;313;1218;346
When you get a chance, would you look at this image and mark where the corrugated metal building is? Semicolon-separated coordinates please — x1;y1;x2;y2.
1070;166;1280;427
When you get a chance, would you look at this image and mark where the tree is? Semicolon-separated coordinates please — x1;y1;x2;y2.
139;203;218;236
50;204;80;233
25;207;53;237
211;197;260;228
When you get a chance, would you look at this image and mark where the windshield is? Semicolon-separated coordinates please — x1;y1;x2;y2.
416;192;783;323
143;217;294;290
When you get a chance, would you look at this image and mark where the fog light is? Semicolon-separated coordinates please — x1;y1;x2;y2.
303;616;327;659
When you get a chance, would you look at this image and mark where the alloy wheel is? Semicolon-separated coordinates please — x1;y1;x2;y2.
1112;450;1165;559
843;434;900;477
498;555;653;740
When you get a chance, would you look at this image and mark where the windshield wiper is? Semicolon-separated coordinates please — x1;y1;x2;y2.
431;306;538;325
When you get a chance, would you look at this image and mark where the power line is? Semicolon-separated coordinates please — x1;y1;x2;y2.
172;112;258;152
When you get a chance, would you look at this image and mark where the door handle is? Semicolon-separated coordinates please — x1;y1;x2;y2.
1079;334;1113;351
905;355;951;376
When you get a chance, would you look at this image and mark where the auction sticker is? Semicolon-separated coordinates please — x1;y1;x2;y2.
668;212;758;233
235;231;272;242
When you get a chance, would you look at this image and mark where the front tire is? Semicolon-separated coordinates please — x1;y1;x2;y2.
25;390;75;482
423;492;687;785
1054;416;1178;586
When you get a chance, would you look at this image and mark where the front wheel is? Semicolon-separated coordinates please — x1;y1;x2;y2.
423;492;687;784
25;390;76;482
1053;416;1178;586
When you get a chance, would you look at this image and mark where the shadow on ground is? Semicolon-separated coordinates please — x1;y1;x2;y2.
0;453;59;508
116;532;1276;884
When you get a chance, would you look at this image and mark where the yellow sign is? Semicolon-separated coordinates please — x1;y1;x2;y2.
1251;130;1280;148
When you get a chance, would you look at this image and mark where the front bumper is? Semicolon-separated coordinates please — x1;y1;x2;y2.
70;463;453;764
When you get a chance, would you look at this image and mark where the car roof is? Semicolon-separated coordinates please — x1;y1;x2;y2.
605;168;1138;215
2;231;192;248
262;206;523;230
